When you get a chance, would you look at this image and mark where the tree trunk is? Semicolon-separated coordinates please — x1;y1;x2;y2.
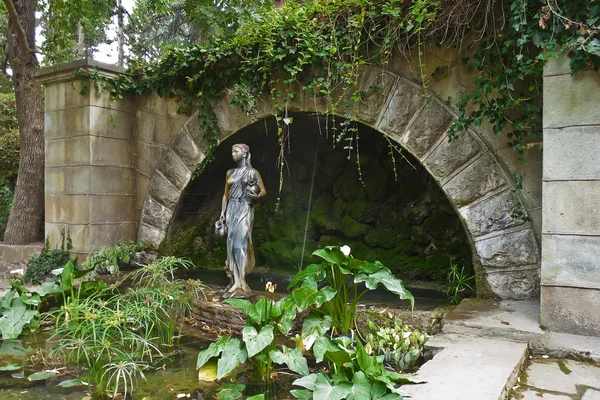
3;0;44;245
117;0;124;67
76;22;85;57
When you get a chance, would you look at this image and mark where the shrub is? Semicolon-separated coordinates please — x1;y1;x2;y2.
82;240;149;276
24;231;73;284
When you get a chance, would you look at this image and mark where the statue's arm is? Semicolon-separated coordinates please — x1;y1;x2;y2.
253;169;267;199
220;169;233;219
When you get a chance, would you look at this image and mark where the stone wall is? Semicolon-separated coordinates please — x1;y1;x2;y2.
541;55;600;336
0;243;44;278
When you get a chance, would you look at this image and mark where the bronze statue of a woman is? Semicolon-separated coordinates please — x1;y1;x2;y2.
216;144;266;297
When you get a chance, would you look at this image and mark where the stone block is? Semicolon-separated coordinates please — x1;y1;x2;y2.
148;172;181;209
21;244;44;263
401;98;454;159
44;80;89;111
544;126;600;181
140;197;174;231
172;128;204;170
45;194;90;224
89;195;135;224
135;92;170;116
460;190;525;237
213;92;253;140
541;234;600;289
183;113;208;146
135;142;165;177
157;150;192;191
443;154;508;207
89;107;133;140
529;207;542;243
46;136;90;167
475;228;540;269
63;166;91;194
353;68;397;125
543;53;571;76
89;166;134;195
135;173;150;213
90;136;131;167
485;267;539;299
134;110;157;143
2;245;23;265
88;223;137;252
496;143;543;209
543;71;600;128
377;78;425;141
154;115;185;145
45;107;90;139
543;181;600;235
45;168;66;195
425;128;484;182
541;285;600;336
89;85;134;112
137;222;166;248
45;223;88;254
256;79;304;119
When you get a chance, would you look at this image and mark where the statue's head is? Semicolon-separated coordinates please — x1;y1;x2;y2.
232;144;251;167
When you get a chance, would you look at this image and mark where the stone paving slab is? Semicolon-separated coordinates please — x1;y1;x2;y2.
401;333;528;400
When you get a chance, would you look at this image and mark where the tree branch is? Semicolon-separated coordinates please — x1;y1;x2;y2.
2;0;32;62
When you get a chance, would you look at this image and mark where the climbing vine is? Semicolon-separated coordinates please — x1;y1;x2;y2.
75;0;599;207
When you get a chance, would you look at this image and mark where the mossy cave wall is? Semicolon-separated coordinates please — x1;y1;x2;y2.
161;115;472;283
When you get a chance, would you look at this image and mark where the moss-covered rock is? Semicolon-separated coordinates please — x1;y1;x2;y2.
340;215;369;238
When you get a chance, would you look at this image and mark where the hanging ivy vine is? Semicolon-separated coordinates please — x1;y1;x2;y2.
75;0;599;207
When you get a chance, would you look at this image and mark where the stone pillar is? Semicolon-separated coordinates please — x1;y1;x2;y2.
36;59;136;258
541;54;600;336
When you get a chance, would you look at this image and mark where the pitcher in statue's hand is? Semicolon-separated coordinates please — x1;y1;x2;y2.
215;143;266;298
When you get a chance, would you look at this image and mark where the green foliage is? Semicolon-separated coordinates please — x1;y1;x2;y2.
0;92;19;240
24;230;73;284
82;239;149;276
289;245;413;334
445;261;475;305
47;256;199;398
364;318;429;372
0;286;40;341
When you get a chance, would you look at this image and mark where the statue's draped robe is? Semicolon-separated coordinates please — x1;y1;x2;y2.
225;167;256;287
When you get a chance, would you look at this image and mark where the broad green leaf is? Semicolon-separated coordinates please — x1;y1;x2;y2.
312;247;349;266
35;282;59;297
28;370;58;381
223;298;261;324
291;277;336;312
0;364;22;371
355;340;379;377
197;359;218;381
0;290;16;309
269;345;309;376
301;314;332;350
290;389;313;400
58;379;84;387
273;297;297;335
313;373;351;400
347;371;371;400
216;383;245;400
380;393;403;400
313;336;352;366
217;338;247;380
293;373;318;391
370;382;388;399
246;395;265;400
196;336;230;369
354;268;414;309
20;293;41;307
243;325;274;358
0;299;38;340
60;261;76;290
289;263;326;289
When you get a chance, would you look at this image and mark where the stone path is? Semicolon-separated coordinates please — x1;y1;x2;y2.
510;358;600;400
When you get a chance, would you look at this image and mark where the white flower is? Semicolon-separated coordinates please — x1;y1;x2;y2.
9;268;24;276
51;267;64;276
340;245;351;256
265;281;277;293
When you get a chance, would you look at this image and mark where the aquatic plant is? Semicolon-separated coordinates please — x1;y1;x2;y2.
82;239;150;277
445;261;475;305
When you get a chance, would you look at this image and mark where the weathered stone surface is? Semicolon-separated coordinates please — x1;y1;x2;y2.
157;150;191;191
148;172;180;209
135;173;150;213
543;71;600;128
485;267;540;299
154;115;185;145
543;52;571;76
544;126;600;181
583;389;600;400
213;92;253;140
426;128;484;181
135;142;165;177
377;78;425;141
496;143;543;210
0;244;43;278
443;154;507;207
44;80;90;111
401;98;454;159
90;136;131;167
89;166;134;195
45;107;90;139
542;234;600;289
89;85;133;112
46;166;91;195
517;390;572;400
256;78;304;119
460;190;525;237
475;228;539;268
45;194;90;223
90;195;135;224
138;222;166;248
172;128;204;170
141;197;174;230
46;136;90;167
88;223;137;252
353;68;397;125
89;107;133;139
526;359;600;395
542;286;600;336
543;181;600;235
46;222;88;254
134;110;157;143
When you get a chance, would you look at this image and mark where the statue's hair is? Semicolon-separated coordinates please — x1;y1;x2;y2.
232;144;252;168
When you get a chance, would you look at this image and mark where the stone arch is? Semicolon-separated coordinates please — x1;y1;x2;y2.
137;66;540;299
